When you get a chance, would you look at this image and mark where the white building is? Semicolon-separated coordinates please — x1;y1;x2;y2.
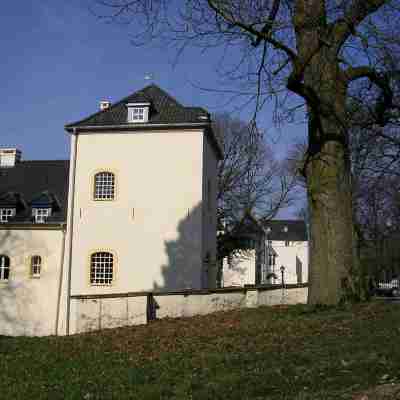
222;215;309;287
0;84;221;336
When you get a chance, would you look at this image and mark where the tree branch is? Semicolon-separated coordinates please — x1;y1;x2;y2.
252;0;281;47
206;0;297;61
344;65;394;125
331;0;388;51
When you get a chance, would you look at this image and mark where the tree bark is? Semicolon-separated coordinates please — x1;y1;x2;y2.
306;119;355;304
289;0;367;304
304;55;358;304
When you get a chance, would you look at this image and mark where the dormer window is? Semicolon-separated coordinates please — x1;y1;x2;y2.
0;208;15;223
127;102;150;123
29;191;60;223
32;208;51;223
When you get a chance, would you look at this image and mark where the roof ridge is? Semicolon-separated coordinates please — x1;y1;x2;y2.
65;84;187;128
265;219;305;223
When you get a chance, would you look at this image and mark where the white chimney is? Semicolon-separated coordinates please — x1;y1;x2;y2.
0;148;21;168
100;100;111;111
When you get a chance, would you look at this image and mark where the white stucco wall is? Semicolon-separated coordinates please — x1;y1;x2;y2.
68;286;308;334
222;241;309;286
0;228;65;336
69;296;147;334
270;241;309;284
70;129;209;296
222;250;256;286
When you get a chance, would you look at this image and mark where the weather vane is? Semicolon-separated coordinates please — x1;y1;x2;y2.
144;73;154;81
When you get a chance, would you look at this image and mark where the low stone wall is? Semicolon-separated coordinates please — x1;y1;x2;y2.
69;284;308;335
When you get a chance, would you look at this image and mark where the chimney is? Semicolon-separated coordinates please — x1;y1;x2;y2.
0;148;21;168
100;100;111;111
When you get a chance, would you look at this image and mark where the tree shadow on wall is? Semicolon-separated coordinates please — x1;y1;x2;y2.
0;230;59;337
153;202;206;291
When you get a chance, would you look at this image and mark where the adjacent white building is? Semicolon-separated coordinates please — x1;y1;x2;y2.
222;216;309;287
0;85;221;336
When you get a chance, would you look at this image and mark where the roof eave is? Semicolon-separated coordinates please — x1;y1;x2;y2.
65;121;210;132
65;122;223;159
0;222;66;230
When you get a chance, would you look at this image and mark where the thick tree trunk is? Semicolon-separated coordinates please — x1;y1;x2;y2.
304;57;361;304
306;122;355;304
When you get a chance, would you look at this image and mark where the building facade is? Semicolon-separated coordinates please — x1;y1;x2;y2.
0;85;221;336
222;217;309;287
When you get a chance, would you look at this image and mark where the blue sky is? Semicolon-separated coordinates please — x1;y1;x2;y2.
0;1;306;162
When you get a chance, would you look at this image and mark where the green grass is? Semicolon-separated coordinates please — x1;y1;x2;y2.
1;301;400;399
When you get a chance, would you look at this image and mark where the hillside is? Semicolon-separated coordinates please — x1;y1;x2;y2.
1;302;399;399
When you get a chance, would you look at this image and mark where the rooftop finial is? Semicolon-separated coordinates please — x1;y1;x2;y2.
144;73;154;82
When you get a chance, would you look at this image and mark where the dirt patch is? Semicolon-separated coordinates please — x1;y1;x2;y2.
353;384;400;399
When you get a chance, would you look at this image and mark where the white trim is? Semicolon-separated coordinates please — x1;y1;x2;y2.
32;207;52;223
0;208;15;223
66;123;209;131
65;132;78;335
126;102;151;107
127;105;149;123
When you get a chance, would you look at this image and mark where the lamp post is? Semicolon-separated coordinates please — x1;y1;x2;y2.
280;265;286;303
280;265;285;287
265;227;271;284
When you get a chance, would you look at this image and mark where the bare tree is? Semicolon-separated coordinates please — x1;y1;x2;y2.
94;0;400;304
213;113;295;259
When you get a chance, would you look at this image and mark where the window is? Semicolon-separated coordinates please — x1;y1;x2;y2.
30;255;42;277
0;208;15;223
227;254;233;269
0;255;10;281
130;107;144;121
94;172;115;200
268;253;276;267
90;252;114;285
127;103;150;123
32;208;51;223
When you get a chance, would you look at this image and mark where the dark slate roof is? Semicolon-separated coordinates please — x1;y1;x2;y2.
65;84;223;159
233;212;264;237
262;220;308;242
0;192;24;208
30;191;61;211
66;84;211;128
0;160;69;224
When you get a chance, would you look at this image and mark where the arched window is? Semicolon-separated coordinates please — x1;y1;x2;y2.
94;172;115;200
0;255;10;281
31;255;42;277
90;252;114;285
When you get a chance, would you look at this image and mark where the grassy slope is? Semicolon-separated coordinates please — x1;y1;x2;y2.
1;301;399;399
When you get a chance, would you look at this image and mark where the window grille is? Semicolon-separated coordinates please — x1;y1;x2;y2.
90;252;114;285
31;255;42;277
94;172;115;200
32;208;51;223
0;208;15;223
0;255;10;280
128;107;146;122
